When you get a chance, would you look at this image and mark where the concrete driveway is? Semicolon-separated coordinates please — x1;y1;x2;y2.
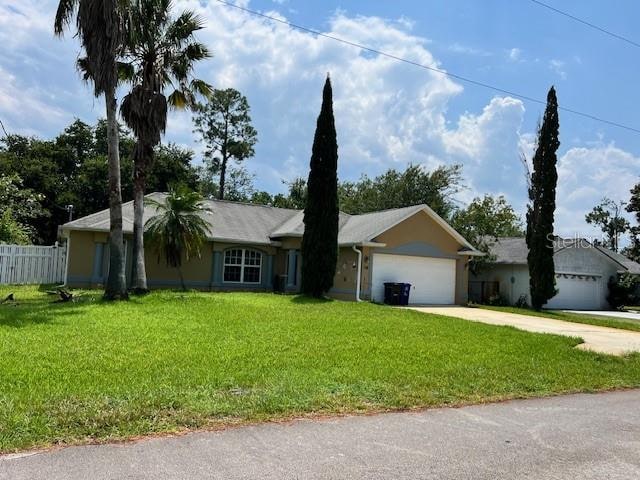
564;310;640;322
2;390;640;480
409;306;640;355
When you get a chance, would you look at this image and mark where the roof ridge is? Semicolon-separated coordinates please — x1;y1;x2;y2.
349;203;425;217
202;197;301;213
63;198;135;227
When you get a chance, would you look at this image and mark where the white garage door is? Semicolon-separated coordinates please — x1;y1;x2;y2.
371;254;456;305
544;274;603;310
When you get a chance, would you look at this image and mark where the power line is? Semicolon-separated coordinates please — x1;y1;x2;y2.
528;0;640;49
0;119;9;139
214;0;640;135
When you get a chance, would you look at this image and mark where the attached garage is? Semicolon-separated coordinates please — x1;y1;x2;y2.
371;253;456;305
544;274;603;310
471;237;640;310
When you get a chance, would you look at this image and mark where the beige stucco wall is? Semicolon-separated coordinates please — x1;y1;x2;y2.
374;210;460;252
144;242;213;285
455;258;470;305
67;230;100;284
330;246;372;301
280;237;302;250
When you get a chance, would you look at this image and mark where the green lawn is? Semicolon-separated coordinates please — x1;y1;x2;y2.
1;286;640;453
480;305;640;332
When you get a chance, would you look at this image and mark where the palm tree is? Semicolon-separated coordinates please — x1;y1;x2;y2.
144;186;211;290
119;0;212;294
54;0;128;300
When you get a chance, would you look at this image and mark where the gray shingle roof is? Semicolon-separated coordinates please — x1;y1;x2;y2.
62;193;478;250
486;236;640;274
63;193;299;245
595;246;640;274
484;237;529;264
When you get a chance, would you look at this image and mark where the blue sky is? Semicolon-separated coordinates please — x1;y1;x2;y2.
1;0;639;240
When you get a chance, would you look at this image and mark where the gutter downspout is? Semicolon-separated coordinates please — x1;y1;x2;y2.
352;245;362;302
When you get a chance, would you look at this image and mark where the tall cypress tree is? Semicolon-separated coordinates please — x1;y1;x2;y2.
301;76;339;297
526;86;560;310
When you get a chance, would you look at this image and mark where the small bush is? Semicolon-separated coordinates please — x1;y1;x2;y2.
607;273;640;309
486;293;509;306
514;294;529;309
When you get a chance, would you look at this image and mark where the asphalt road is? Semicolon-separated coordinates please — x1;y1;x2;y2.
2;390;640;480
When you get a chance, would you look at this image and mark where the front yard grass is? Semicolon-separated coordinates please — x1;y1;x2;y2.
1;285;640;453
480;305;640;332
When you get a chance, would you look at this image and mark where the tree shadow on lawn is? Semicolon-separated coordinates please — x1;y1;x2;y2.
0;293;103;329
290;295;335;305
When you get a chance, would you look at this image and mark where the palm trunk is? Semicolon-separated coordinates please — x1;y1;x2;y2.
178;267;185;291
104;85;128;300
131;143;149;294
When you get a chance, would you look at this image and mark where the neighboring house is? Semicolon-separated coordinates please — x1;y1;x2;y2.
60;192;482;304
470;237;640;310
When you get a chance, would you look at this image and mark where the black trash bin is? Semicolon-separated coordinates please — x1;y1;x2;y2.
399;283;411;306
383;282;412;305
383;282;399;305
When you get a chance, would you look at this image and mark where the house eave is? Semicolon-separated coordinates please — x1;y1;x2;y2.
458;250;485;257
342;241;387;248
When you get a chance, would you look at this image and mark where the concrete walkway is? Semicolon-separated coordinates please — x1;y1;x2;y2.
409;306;640;355
2;390;639;480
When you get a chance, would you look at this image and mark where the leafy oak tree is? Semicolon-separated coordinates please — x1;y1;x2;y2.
339;164;463;218
451;194;523;273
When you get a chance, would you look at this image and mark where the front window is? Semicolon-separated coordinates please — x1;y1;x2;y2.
223;249;262;283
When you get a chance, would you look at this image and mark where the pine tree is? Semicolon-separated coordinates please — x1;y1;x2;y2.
301;76;339;297
526;86;560;310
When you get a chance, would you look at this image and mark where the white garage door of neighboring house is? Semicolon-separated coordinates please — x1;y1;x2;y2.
544;274;603;310
371;254;456;305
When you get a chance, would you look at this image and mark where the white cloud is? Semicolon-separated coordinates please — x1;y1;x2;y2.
0;65;68;135
448;43;491;57
176;0;469;182
507;47;522;62
549;59;567;80
555;144;640;238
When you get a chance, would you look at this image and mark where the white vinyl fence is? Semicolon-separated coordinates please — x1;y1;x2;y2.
0;243;67;285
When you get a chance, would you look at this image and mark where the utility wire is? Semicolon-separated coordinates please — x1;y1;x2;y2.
214;0;640;135
528;0;640;49
0;119;9;140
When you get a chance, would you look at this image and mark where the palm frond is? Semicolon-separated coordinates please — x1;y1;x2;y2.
54;0;78;35
183;42;211;61
76;56;93;82
165;10;205;45
76;0;124;95
144;187;212;268
117;61;136;82
167;90;188;109
190;79;213;99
